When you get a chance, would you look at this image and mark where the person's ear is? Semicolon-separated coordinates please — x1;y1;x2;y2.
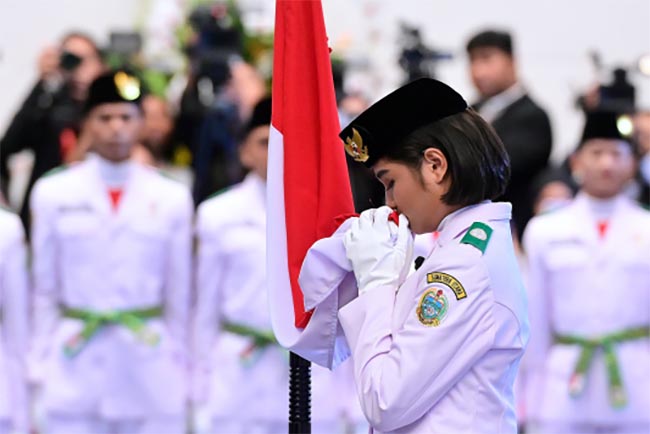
422;147;448;184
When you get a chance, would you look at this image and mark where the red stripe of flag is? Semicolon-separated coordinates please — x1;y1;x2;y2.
271;0;354;328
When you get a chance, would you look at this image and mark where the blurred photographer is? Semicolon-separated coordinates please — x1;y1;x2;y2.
578;67;636;114
0;32;105;233
397;23;452;83
175;2;265;205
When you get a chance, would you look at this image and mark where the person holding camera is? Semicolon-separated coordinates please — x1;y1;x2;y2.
0;31;104;234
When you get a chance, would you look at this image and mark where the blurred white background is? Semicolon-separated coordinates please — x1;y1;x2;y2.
0;0;648;164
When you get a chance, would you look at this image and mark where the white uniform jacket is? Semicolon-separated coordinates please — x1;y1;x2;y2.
193;173;364;426
335;202;528;433
29;157;193;418
0;208;29;430
522;192;650;426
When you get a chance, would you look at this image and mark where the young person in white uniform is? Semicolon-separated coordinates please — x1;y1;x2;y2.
335;78;529;433
523;110;650;434
29;70;193;434
193;97;366;433
0;207;29;433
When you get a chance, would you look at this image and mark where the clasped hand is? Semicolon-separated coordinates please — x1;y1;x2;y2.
343;206;414;295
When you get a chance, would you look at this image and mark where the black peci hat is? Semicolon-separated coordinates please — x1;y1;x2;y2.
83;69;143;114
339;78;468;167
579;110;635;147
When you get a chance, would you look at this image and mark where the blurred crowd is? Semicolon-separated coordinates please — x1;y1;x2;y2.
0;2;649;434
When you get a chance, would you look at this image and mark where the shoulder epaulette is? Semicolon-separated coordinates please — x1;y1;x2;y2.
0;204;16;214
204;186;233;202
42;164;69;178
157;169;183;184
460;221;493;254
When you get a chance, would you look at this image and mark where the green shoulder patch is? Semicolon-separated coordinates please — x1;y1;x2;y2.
157;169;183;184
0;204;15;214
204;186;233;201
460;221;493;254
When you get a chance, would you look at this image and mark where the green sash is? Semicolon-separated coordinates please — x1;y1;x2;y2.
555;326;649;409
221;321;279;367
221;321;277;348
61;305;163;357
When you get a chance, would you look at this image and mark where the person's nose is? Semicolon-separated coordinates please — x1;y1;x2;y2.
385;191;397;210
109;117;125;134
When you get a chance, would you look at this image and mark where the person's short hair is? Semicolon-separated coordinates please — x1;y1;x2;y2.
383;109;511;206
466;30;513;56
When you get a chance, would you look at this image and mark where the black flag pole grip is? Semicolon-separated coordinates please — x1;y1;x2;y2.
289;352;311;433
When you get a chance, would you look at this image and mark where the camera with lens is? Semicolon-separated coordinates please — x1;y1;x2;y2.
397;23;453;83
577;52;637;113
187;3;243;99
597;67;635;112
59;51;82;71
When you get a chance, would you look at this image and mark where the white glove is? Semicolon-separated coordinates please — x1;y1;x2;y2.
343;206;414;295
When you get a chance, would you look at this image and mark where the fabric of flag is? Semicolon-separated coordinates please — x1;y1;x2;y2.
267;0;355;347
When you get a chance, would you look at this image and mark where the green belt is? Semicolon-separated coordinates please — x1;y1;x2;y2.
221;321;277;349
554;326;650;409
61;305;163;357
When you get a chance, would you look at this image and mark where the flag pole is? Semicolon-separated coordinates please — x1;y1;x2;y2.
269;1;354;432
289;352;311;433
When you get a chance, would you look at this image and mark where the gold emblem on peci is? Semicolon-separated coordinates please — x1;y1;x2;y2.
344;128;369;163
114;71;141;101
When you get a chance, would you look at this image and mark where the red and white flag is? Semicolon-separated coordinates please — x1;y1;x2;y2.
267;0;355;361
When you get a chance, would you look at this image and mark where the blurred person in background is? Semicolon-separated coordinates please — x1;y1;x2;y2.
193;96;366;434
513;166;575;429
131;94;176;167
466;29;552;240
632;110;650;206
530;167;576;216
0;31;105;234
522;110;650;434
174;3;266;205
29;70;192;434
0;207;29;434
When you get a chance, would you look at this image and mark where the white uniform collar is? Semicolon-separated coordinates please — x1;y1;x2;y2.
436;201;512;247
478;82;526;124
241;172;267;213
87;152;134;188
574;191;625;221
